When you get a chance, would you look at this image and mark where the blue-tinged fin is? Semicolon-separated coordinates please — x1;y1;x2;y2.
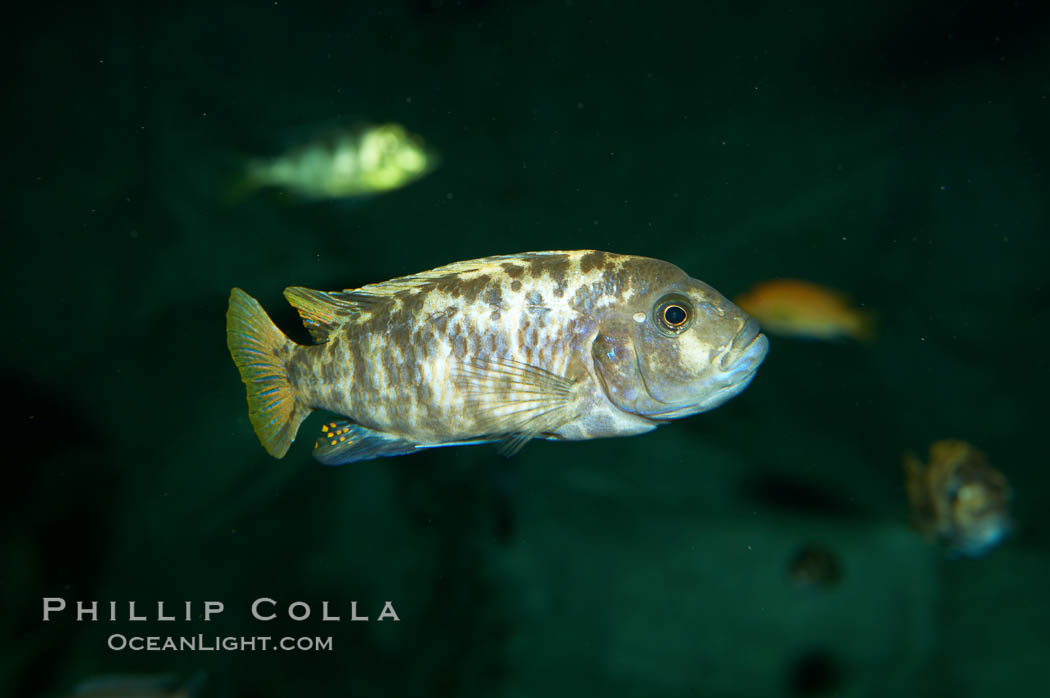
313;420;421;465
283;286;358;343
226;288;312;458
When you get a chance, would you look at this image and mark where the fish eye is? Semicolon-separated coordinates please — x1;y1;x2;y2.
653;295;694;336
664;305;687;326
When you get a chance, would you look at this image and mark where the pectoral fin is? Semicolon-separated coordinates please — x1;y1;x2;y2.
452;357;576;456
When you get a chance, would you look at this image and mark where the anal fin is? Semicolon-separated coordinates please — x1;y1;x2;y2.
313;420;419;465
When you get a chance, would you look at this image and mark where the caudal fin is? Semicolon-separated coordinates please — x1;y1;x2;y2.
221;169;265;205
849;309;877;342
226;288;312;458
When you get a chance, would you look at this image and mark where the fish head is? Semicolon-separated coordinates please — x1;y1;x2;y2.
948;486;1012;556
942;449;1013;556
358;124;435;191
592;266;768;421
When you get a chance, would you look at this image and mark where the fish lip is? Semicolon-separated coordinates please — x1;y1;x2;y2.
720;319;764;371
722;332;769;381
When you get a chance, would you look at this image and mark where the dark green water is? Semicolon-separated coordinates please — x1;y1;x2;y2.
7;1;1049;696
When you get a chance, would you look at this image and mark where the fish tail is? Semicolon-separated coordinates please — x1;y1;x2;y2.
222;158;275;205
226;288;312;458
902;451;933;531
849;309;877;342
902;451;923;498
222;170;264;205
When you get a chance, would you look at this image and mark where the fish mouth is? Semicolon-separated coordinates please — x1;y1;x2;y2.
720;319;766;372
714;321;768;395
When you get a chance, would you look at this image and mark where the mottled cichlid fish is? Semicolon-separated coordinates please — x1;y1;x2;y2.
226;250;768;464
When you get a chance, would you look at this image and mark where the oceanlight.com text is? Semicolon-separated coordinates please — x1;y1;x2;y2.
107;634;334;652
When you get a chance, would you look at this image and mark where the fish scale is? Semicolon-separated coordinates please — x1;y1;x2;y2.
318;253;619;436
226;250;768;464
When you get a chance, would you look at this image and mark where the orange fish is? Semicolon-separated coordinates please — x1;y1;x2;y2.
734;279;874;341
903;440;1012;557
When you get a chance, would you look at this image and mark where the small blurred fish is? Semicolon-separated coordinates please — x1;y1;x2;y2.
231;123;436;201
734;279;874;341
67;672;203;698
788;542;842;590
903;439;1012;557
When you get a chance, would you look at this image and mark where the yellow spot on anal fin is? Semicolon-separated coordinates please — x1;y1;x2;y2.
312;420;419;466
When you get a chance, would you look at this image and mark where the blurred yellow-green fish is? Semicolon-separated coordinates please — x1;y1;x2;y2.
734;279;874;342
232;123;435;200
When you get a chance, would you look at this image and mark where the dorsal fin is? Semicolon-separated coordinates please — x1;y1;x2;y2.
287;252;577;337
283;287;357;343
339;258;488;302
333;252;573;303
